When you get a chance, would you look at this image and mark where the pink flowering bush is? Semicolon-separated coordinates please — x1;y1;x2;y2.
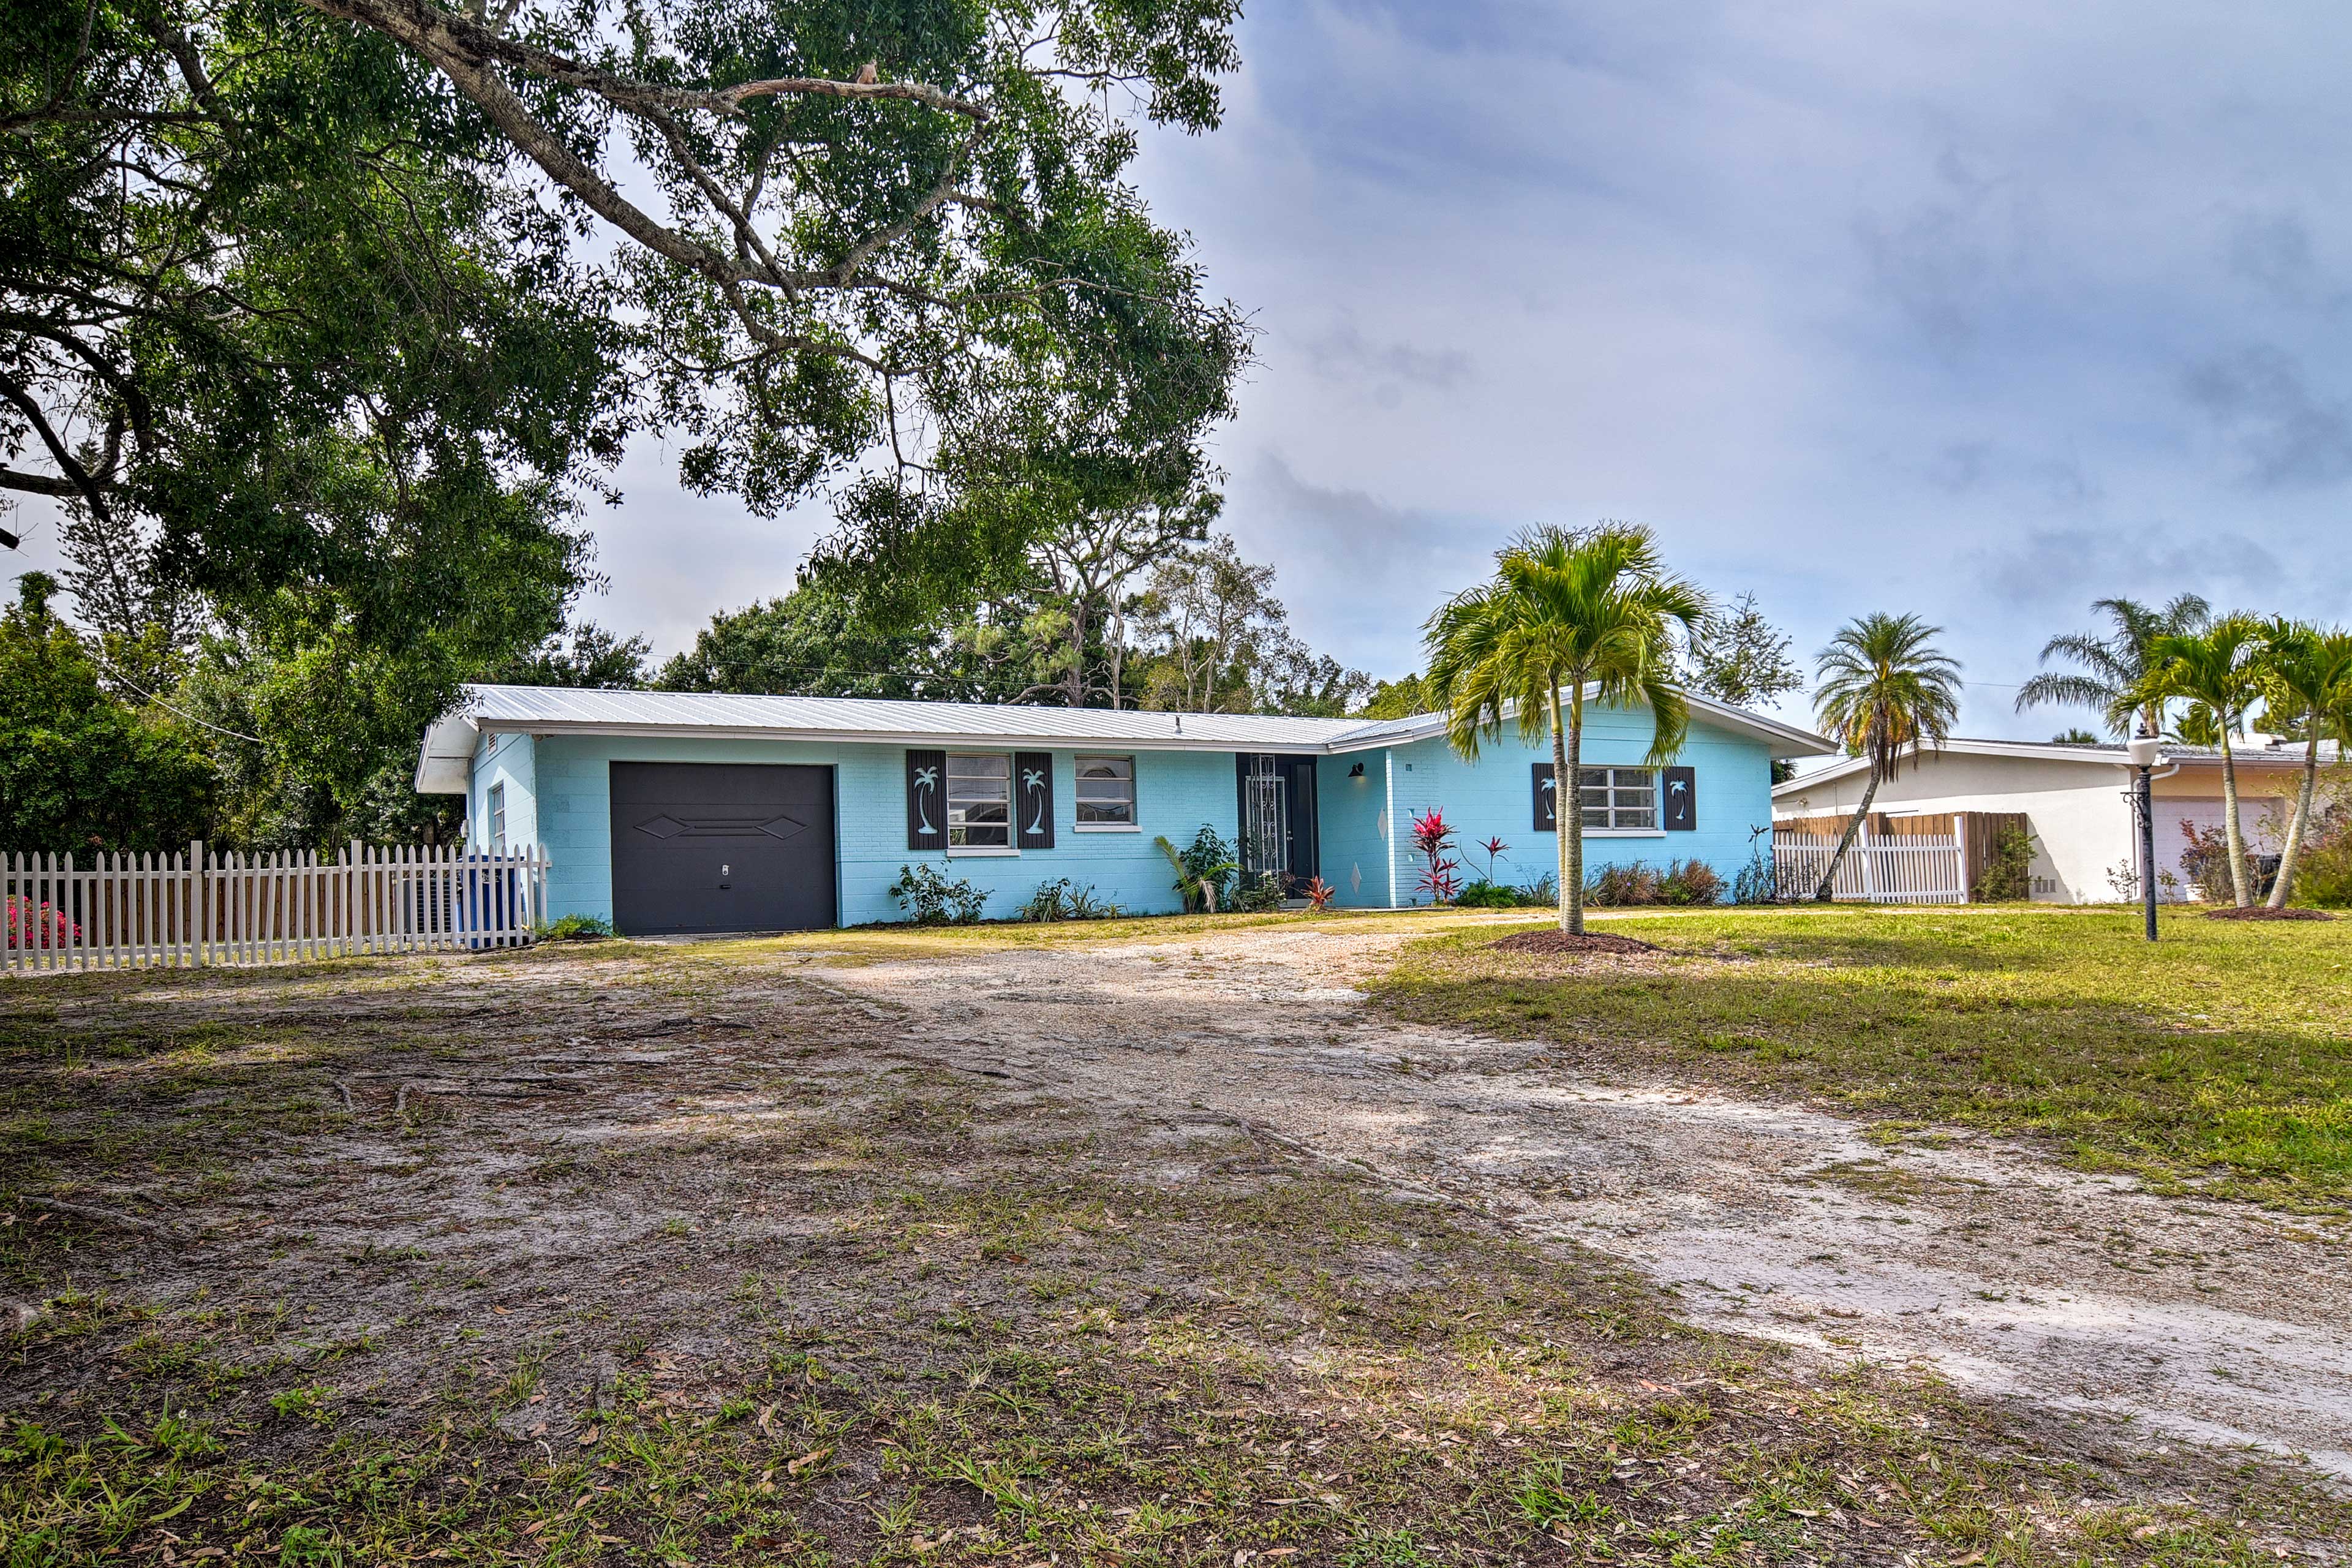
4;896;78;950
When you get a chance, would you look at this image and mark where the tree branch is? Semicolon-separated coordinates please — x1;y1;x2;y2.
0;371;113;519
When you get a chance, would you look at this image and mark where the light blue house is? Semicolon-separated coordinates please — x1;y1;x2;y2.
414;685;1833;933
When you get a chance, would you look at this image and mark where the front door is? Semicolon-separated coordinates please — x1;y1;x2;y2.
1236;755;1319;889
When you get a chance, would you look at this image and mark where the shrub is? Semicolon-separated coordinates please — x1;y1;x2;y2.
1731;845;1780;905
1156;826;1236;912
1453;881;1520;908
4;896;78;950
888;862;987;925
1658;858;1724;906
2294;804;2352;908
1584;861;1661;907
1972;824;2035;902
1234;870;1288;913
1512;870;1558;907
540;913;614;942
2177;819;2232;902
1017;878;1119;922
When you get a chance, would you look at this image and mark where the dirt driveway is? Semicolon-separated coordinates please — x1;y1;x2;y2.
813;921;2352;1474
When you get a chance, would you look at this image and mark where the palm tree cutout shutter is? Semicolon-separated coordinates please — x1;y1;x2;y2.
907;750;947;851
1015;752;1054;850
1531;763;1556;832
1663;766;1697;831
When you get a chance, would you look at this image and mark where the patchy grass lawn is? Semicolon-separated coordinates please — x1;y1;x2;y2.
1374;907;2352;1210
0;939;2344;1565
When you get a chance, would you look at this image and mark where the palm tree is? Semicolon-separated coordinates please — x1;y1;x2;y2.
2015;594;2211;737
1811;614;1964;901
2126;615;2267;907
2255;620;2352;909
1423;524;1707;935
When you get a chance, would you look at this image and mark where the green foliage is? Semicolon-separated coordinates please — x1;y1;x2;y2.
1381;908;2352;1208
2015;594;2211;738
1016;878;1118;922
541;914;616;942
0;575;211;853
2;0;625;617
1155;825;1235;913
2295;805;2352;908
1451;882;1523;908
888;862;988;925
1681;590;1802;710
1582;858;1724;908
1423;522;1708;933
659;580;1014;701
1357;672;1435;720
489;624;652;690
1972;825;2036;902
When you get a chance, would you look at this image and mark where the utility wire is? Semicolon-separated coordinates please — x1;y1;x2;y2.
81;646;266;745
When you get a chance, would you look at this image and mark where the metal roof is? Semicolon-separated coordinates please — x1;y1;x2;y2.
415;682;1838;792
1773;734;2342;795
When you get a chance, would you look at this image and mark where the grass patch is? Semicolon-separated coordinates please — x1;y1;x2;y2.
1374;907;2352;1208
0;923;2342;1563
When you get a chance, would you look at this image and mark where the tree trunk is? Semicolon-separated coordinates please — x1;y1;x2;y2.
1558;685;1588;937
2218;732;2250;907
2266;729;2321;908
1814;769;1882;902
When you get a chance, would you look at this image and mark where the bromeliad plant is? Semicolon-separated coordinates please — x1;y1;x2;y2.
1411;808;1463;905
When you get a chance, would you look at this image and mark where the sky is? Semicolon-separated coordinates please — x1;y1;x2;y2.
13;0;2352;740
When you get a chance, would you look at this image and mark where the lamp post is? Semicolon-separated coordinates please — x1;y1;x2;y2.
2127;735;2164;941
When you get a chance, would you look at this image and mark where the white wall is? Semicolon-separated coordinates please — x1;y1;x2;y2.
1774;754;2132;903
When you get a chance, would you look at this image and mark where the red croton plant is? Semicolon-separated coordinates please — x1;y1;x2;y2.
1411;809;1463;904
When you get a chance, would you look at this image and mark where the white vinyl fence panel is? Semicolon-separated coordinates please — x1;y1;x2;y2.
2;842;548;973
1773;826;1967;905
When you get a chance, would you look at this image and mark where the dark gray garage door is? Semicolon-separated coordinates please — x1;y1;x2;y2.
609;763;837;935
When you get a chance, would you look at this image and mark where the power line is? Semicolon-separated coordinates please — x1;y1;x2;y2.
81;646;266;745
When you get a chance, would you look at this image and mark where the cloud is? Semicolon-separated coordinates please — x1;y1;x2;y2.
1296;318;1472;391
1972;526;2285;611
2181;345;2352;488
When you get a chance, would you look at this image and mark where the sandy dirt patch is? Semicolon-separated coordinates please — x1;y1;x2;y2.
815;922;2352;1474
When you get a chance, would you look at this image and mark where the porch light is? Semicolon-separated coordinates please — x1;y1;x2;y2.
1348;762;1365;777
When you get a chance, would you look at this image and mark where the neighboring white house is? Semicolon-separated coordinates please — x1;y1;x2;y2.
1771;736;2341;903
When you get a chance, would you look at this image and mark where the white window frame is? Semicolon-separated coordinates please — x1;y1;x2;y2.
486;782;507;853
1578;766;1663;835
946;752;1017;854
1072;753;1139;832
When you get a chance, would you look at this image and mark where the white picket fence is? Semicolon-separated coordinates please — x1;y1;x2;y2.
2;842;549;973
1773;826;1967;905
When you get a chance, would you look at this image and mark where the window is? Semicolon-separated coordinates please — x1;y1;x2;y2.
486;782;507;852
1074;755;1136;828
1579;767;1657;831
947;753;1012;848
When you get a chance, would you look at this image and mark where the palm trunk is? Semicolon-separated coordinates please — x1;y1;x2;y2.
1548;691;1572;933
1815;770;1882;902
2218;732;2250;907
2267;729;2321;908
1561;688;1587;937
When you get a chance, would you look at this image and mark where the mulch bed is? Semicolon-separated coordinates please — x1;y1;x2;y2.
1490;929;1662;956
2203;906;2336;921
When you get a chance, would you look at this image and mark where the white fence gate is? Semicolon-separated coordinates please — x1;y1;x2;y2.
2;843;549;973
1773;826;1967;905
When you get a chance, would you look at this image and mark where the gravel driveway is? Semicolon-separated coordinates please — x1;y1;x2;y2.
813;921;2352;1474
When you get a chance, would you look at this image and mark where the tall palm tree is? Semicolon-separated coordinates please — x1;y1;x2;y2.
1811;614;1964;901
2255;620;2352;908
2015;594;2211;737
2127;614;2267;907
1424;523;1708;935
